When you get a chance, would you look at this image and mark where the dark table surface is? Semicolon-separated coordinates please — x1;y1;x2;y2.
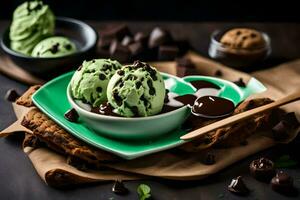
1;21;300;200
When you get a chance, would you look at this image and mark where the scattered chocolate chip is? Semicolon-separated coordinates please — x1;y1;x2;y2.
158;45;179;61
271;171;294;194
214;70;223;77
121;35;133;46
228;176;249;196
64;108;79;122
148;27;172;48
4;89;20;102
249;157;276;182
99;73;106;80
233;78;246;87
112;180;128;195
202;152;216;165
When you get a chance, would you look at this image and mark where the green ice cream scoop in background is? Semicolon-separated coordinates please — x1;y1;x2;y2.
107;61;166;117
70;59;122;107
9;0;55;55
31;36;77;57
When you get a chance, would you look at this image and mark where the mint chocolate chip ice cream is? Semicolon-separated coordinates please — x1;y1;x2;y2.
107;61;166;117
9;0;55;55
70;59;122;107
32;36;77;57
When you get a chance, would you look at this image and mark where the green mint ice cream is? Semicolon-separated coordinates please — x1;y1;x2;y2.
107;61;165;117
9;0;55;55
70;59;122;107
32;36;76;57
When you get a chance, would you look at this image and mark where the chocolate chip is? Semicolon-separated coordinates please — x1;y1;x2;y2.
271;171;294;194
112;180;128;195
99;73;106;80
228;176;249;196
214;70;223;77
96;87;102;93
201;152;216;165
136;81;142;89
64;108;79;122
4;89;20;102
249;157;276;182
49;43;59;54
113;91;123;106
233;78;246;87
149;87;155;95
133;60;145;68
117;70;124;76
64;44;72;50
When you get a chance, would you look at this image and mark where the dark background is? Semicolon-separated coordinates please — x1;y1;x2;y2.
1;0;300;21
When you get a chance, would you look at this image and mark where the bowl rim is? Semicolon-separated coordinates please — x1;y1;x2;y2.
67;72;190;121
0;16;98;60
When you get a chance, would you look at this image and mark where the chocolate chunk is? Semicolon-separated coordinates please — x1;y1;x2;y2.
272;112;300;140
201;152;216;165
148;27;172;48
233;78;246;87
5;89;20;102
228;176;249;196
249;157;276;182
64;108;79;122
158;45;179;61
112;180;128;195
121;36;133;46
214;70;223;77
136;81;142;89
134;32;149;46
133;60;145;68
99;73;106;80
49;43;59;54
109;40;130;63
64;44;72;50
113;91;123;106
271;171;294;194
128;42;145;56
175;57;195;68
117;70;124;76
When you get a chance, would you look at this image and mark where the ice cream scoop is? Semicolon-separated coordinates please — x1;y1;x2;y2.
70;59;122;107
31;36;77;57
107;60;166;117
9;0;55;55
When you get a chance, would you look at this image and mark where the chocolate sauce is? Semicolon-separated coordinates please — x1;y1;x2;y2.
190;80;220;90
91;102;120;117
192;96;234;117
174;94;197;106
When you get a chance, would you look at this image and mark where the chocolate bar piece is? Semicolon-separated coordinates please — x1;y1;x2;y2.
228;176;249;195
109;40;131;63
158;45;179;61
121;35;133;46
5;89;20;102
128;42;145;57
148;27;172;48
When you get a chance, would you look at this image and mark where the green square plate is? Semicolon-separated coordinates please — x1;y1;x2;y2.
32;71;266;159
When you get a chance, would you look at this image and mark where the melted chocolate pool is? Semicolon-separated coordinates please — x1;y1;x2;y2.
91;101;120;117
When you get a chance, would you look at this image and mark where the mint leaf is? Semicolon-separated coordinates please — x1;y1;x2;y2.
137;184;151;200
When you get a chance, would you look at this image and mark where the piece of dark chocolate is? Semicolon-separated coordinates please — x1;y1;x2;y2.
175;57;195;68
128;42;145;56
158;45;179;61
109;40;131;63
228;176;249;196
148;27;172;48
233;78;246;87
121;36;133;46
64;108;79;122
249;157;276;182
271;171;294;194
134;32;149;46
272;121;290;141
112;180;129;195
5;89;20;102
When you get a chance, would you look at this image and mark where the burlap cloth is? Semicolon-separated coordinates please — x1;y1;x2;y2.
1;52;300;188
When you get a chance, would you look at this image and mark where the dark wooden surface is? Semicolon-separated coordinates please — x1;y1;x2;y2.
1;21;300;200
